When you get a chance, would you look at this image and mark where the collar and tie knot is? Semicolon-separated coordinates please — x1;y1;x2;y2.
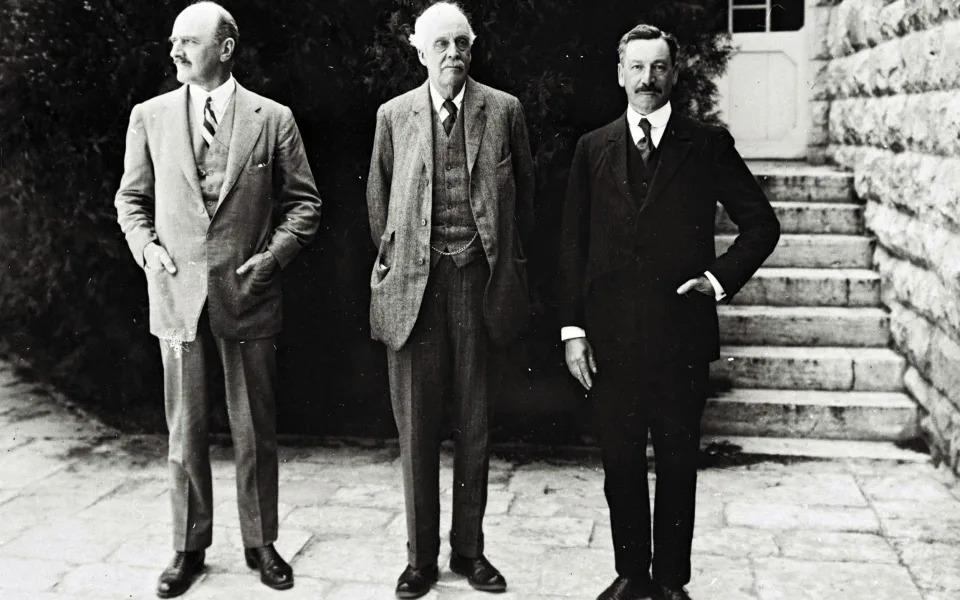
637;117;654;164
442;99;458;136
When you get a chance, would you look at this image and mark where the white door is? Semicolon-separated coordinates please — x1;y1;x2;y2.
716;0;809;159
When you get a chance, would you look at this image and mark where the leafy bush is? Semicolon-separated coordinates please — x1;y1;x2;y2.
0;0;730;437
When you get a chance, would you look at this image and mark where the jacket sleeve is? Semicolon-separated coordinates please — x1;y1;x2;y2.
558;135;591;328
366;103;393;247
114;104;159;267
266;106;323;269
708;128;780;298
509;97;536;250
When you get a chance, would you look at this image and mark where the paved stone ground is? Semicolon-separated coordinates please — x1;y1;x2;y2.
2;359;960;600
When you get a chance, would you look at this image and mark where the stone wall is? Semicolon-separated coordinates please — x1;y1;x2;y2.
813;0;960;472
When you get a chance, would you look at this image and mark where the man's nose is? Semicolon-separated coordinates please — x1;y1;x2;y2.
640;66;654;84
444;43;460;60
170;41;182;58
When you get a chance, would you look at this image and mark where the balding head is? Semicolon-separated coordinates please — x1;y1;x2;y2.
169;1;237;90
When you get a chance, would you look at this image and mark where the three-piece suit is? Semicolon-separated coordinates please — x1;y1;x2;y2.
115;80;322;551
559;111;780;587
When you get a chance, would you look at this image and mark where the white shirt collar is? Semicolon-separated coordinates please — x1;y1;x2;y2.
626;101;672;147
429;82;466;119
189;75;237;123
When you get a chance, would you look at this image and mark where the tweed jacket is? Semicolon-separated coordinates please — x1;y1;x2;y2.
366;78;536;351
559;112;780;365
115;82;322;342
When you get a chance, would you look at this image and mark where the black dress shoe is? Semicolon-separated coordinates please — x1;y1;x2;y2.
156;550;205;598
654;583;693;600
244;543;294;591
396;564;439;599
597;576;655;600
449;552;507;593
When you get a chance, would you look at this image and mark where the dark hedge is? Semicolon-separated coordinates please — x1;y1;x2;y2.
0;0;731;438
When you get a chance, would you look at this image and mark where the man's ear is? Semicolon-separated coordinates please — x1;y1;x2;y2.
617;62;625;89
417;48;427;67
220;38;235;63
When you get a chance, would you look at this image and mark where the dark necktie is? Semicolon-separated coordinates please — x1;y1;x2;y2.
201;96;218;148
637;117;653;164
442;99;457;136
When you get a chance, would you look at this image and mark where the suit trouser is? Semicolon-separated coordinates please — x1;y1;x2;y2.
593;355;708;588
159;308;279;551
386;256;491;568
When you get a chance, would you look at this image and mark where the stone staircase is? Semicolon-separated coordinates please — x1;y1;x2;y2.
702;162;920;452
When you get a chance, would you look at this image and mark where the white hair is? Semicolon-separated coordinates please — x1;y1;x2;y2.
408;2;476;51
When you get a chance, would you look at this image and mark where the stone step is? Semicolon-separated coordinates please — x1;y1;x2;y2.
716;202;863;234
702;389;918;441
712;346;905;392
731;268;880;307
716;234;874;268
718;306;889;347
748;161;857;204
700;435;927;461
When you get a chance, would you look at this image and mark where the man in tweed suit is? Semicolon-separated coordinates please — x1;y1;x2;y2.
114;3;321;596
366;3;535;597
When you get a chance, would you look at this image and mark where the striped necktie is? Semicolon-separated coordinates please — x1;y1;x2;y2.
442;99;457;136
201;96;218;148
637;117;654;164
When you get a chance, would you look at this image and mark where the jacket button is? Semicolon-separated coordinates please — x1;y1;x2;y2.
421;218;427;226
419;258;425;265
198;205;205;215
445;164;452;170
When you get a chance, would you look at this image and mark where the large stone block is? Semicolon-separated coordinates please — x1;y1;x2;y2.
904;367;960;472
875;247;960;340
888;301;934;372
829;92;960;156
929;328;960;401
865;201;960;286
844;149;960;232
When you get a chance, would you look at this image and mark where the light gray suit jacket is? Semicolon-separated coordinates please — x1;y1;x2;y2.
115;82;322;341
366;78;536;351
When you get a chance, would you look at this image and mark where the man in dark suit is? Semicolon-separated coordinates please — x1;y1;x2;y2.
366;2;535;597
114;2;322;597
559;24;779;600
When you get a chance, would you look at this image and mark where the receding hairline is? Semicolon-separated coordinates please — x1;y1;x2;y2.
409;2;476;51
617;24;678;65
177;1;239;46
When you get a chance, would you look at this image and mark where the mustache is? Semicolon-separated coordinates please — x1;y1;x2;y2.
635;85;661;94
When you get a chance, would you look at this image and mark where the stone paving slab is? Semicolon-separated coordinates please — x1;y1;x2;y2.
1;358;960;599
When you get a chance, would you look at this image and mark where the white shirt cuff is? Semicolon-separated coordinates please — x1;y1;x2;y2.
704;271;726;301
561;326;587;341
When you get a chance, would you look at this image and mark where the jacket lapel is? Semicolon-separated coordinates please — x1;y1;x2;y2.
642;115;693;213
604;113;633;205
463;78;486;174
219;83;264;204
410;81;434;176
174;86;202;198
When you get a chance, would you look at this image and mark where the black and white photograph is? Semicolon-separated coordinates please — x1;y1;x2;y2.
1;0;959;598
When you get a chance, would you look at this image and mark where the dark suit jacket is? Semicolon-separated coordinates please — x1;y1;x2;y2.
115;83;322;342
366;78;536;351
559;112;780;365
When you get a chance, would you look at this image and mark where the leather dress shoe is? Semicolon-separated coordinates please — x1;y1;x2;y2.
156;550;205;598
654;583;693;600
244;543;294;590
449;552;506;592
396;564;439;599
597;576;655;600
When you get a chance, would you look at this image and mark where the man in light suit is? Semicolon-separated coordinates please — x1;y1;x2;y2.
366;3;534;597
559;24;779;600
114;3;321;597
